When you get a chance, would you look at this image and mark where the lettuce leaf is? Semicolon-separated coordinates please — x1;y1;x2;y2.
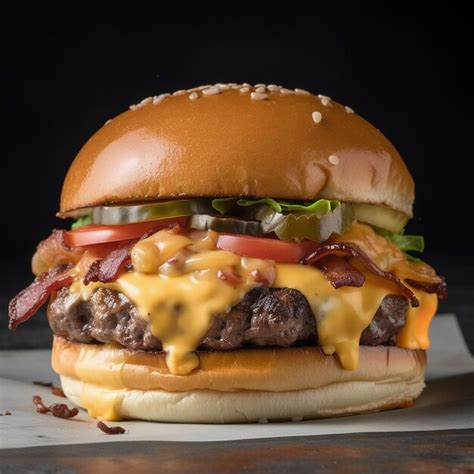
376;228;425;262
71;215;92;229
211;198;239;214
212;197;340;215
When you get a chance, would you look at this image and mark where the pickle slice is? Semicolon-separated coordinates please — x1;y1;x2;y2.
259;203;353;242
92;199;215;225
188;215;262;235
352;203;408;233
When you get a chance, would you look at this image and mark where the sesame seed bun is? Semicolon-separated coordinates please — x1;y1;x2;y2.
52;336;426;423
59;84;414;217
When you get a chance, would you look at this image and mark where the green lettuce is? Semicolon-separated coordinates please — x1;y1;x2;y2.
212;197;340;215
376;228;425;262
211;198;240;214
71;215;92;230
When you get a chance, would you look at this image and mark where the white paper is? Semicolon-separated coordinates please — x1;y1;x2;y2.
1;314;473;449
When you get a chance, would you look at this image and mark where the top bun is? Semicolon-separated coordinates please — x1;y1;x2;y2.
60;84;414;217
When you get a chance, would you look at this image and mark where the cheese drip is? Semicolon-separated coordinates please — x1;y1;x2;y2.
68;225;438;377
273;265;394;369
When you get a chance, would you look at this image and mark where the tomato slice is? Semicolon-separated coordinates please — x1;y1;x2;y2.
65;217;187;247
217;234;319;263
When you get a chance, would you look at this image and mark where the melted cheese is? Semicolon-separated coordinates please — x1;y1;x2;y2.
397;289;438;349
273;265;394;369
72;229;274;375
330;222;441;283
68;224;439;379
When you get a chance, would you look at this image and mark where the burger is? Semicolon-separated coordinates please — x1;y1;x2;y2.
8;83;447;423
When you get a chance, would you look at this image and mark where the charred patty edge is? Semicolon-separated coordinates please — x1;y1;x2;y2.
48;286;408;351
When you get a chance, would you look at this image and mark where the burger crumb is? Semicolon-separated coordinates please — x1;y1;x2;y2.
32;395;78;419
0;411;12;416
51;386;66;398
97;421;126;435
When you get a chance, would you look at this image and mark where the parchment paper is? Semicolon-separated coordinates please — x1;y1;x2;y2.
1;314;473;449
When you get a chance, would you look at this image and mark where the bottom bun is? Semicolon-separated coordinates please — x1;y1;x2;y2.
53;336;426;423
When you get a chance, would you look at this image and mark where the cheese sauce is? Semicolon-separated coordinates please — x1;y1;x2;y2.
273;265;394;369
69;223;439;376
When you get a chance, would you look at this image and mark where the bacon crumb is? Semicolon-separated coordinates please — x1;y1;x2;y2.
217;269;241;286
49;403;79;419
32;395;78;418
251;269;270;286
0;411;12;416
32;395;50;414
51;386;66;398
97;421;126;435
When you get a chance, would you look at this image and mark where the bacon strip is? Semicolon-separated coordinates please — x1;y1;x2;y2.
302;243;419;307
83;224;178;285
315;255;365;289
405;278;448;299
8;265;73;330
83;240;133;285
32;230;84;276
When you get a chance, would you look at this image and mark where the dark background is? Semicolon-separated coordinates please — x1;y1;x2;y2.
1;4;473;348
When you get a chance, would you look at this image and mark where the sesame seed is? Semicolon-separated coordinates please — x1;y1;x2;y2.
318;94;331;101
312;111;322;124
187;87;201;92
189;92;199;101
242;82;251;87
198;84;212;90
254;83;265;88
250;92;268;101
104;119;112;125
345;106;354;113
267;84;281;91
129;104;138;111
228;82;237;86
240;87;250;93
280;88;295;95
328;155;339;165
173;90;187;96
255;86;266;93
216;83;230;91
231;84;242;89
152;93;170;105
321;98;331;107
139;97;153;106
202;87;220;96
295;88;310;95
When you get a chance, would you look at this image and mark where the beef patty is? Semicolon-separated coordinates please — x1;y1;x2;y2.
48;286;408;351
